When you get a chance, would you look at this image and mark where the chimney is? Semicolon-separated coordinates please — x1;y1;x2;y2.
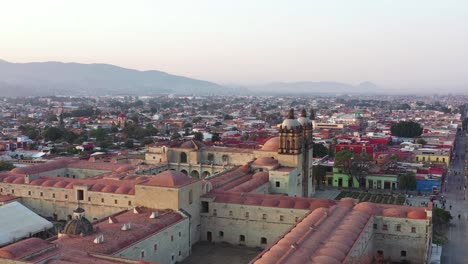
121;223;132;231
93;234;104;244
149;212;159;219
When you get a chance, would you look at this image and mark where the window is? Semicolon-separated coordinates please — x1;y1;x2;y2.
40;192;43;197
189;189;193;204
11;189;14;194
201;201;209;213
140;250;145;258
373;224;377;229
65;195;68;199
261;237;267;244
213;209;217;216
411;227;416;233
383;224;388;231
52;193;55;198
171;235;174;241
280;215;284;221
396;225;401;232
295;217;299;222
229;210;233;216
101;198;105;203
153;244;158;252
28;191;31;195
128;201;132;206
401;250;407;257
275;181;280;187
245;212;249;218
240;235;245;242
77;190;84;201
114;199;118;204
0;188;2;193
171;255;175;261
179;232;181;237
219;231;224;237
88;197;91;202
262;214;267;220
179;251;181;256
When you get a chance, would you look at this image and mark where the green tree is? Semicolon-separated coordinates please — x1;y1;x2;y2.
124;139;134;148
334;150;372;188
416;138;427;145
171;131;182;140
44;127;63;142
432;208;452;245
0;161;14;171
193;132;204;142
224;114;234;120
312;142;328;158
211;132;221;142
399;171;417;191
391;121;423;138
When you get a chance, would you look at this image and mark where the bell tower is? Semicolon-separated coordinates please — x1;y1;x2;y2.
278;109;303;155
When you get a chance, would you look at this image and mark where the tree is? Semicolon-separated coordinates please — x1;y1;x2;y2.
399;171;417;191
0;161;14;171
416;138;427;145
124;139;134;148
44;127;63;142
432;208;452;245
382;155;401;173
223;114;233;120
171;131;182;140
390;121;423;138
312;142;328;158
334;150;372;188
211;132;221;142
193;132;204;142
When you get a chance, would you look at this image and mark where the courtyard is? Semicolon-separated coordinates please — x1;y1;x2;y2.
335;190;406;205
180;241;263;264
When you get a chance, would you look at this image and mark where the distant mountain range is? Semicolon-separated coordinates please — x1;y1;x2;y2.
0;59;386;97
247;81;382;95
0;59;227;96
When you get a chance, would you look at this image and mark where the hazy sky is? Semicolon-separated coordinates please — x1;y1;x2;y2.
1;0;468;89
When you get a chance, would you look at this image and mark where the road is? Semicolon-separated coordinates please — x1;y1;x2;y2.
440;131;467;264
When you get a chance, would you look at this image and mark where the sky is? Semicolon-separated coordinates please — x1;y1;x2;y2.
1;0;468;91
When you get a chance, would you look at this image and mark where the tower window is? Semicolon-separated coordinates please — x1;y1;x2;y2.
411;227;416;233
276;181;280;187
240;235;245;242
77;190;84;200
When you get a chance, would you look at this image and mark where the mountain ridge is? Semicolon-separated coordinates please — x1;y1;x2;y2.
0;59;227;96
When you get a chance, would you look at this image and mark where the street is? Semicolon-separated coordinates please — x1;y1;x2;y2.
440;131;467;264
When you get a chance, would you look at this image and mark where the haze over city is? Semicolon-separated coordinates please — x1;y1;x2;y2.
1;0;468;93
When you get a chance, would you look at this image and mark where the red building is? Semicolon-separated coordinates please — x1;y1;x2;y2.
335;143;374;155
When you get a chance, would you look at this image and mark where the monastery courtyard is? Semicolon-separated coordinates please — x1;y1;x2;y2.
180;242;262;264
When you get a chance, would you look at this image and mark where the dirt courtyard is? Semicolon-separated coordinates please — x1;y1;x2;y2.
180;242;263;264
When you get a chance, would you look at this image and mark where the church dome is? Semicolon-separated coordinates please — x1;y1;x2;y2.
62;208;93;236
297;109;311;126
281;109;300;129
261;137;279;151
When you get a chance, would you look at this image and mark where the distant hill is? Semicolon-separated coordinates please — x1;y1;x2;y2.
0;59;228;96
250;81;382;95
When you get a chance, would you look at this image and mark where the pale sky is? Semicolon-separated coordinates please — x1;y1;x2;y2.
1;0;468;90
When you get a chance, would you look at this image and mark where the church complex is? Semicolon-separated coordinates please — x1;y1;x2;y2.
0;109;433;264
